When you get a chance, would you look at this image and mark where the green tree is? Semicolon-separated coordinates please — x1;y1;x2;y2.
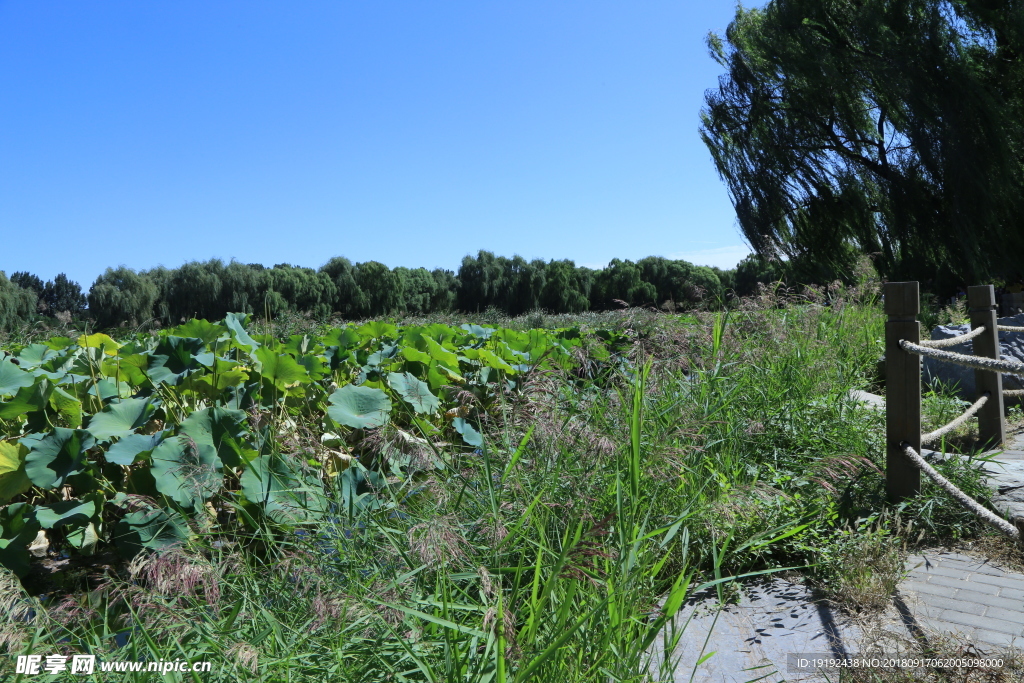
320;257;367;318
87;267;159;329
0;272;38;330
354;261;402;317
41;274;86;315
701;0;1024;287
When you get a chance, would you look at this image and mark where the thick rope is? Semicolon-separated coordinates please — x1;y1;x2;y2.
900;444;1020;541
1006;390;1024;398
920;393;989;446
917;325;986;348
900;339;1024;374
998;325;1024;333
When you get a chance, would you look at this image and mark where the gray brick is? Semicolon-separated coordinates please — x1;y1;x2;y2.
983;605;1024;623
949;589;1016;609
970;573;1024;591
915;616;976;639
913;564;983;580
960;563;1014;577
1000;587;1024;602
974;629;1024;651
936;610;1024;636
914;595;987;616
928;575;1001;594
900;580;955;598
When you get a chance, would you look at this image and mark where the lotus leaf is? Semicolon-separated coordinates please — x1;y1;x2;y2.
34;499;96;529
255;346;310;390
78;333;121;356
388;372;439;414
179;407;253;468
240;454;328;525
23;428;95;489
147;336;207;386
150;435;223;510
327;384;391;429
0;441;31;504
0;358;34;396
224;312;260;351
0;503;40;576
114;506;190;560
86;397;157;441
452;417;484;447
105;432;165;466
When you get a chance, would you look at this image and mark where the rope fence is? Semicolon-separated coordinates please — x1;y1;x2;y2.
920;392;989;447
885;281;1022;544
916;324;986;348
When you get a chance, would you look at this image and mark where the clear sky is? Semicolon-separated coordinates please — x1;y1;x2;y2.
0;1;755;290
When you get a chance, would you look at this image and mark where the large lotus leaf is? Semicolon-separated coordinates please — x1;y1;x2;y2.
322;326;360;350
78;333;121;356
169;319;228;345
34;499;97;529
423;337;460;369
327;384;391;429
86;398;157;441
147;336;207;386
240;454;328;526
0;441;32;504
16;344;60;369
115;353;150;387
477;349;516;373
106;431;165;466
461;324;495;340
357;321;398;341
453;418;484;447
0;358;35;396
224;312;260;351
295;354;326;381
0;378;53;422
179;407;252;468
388;372;439;414
66;521;100;555
44;336;74;351
255;347;310;390
49;387;83;428
0;502;40;577
23;428;96;489
421;324;456;343
366;344;398;366
150;435;223;510
401;346;432;365
114;506;191;560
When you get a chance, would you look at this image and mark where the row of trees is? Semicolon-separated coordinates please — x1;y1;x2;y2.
0;252;787;329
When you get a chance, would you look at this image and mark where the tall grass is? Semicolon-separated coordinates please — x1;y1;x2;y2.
2;297;1012;681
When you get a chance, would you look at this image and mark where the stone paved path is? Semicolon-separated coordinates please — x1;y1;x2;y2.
646;392;1024;682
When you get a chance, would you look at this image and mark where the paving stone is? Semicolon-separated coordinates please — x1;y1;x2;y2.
982;604;1024;623
918;596;987;616
935;610;1024;636
974;629;1024;651
928;575;1001;594
901;580;954;598
945;589;1015;609
999;587;1024;602
970;573;1024;591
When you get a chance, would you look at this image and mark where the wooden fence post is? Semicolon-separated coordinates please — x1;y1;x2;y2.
968;285;1006;449
885;281;921;502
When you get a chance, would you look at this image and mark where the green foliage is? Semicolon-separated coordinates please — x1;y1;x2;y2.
0;271;38;331
0;313;630;577
87;266;159;328
702;0;1024;284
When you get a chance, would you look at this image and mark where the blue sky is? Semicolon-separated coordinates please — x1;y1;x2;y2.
0;1;755;290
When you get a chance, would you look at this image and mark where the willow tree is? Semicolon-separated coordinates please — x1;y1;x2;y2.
701;0;1024;286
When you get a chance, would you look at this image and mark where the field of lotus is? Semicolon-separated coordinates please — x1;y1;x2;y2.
0;314;631;577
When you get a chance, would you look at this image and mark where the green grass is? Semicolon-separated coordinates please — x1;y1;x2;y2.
2;290;1019;682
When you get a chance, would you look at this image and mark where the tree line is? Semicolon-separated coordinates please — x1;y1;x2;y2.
0;251;797;330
